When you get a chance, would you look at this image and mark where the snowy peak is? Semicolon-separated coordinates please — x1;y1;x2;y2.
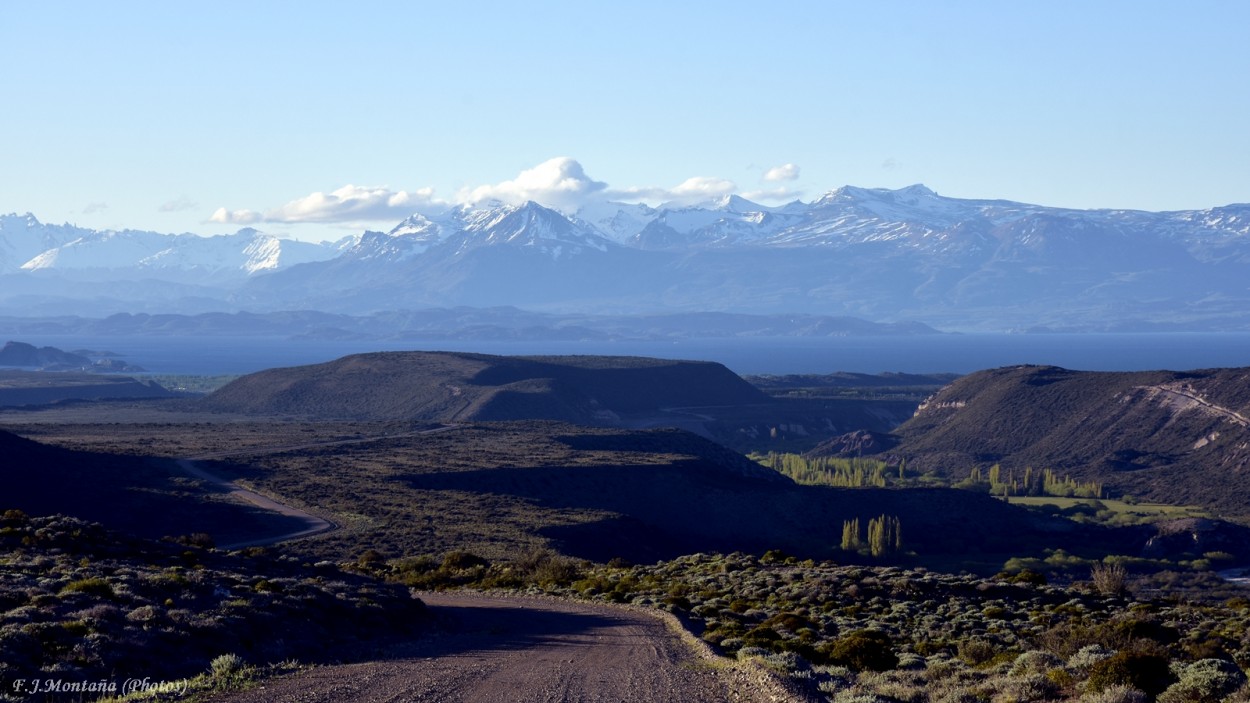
0;214;94;272
815;184;943;209
454;201;614;258
0;214;337;278
574;201;659;243
338;212;454;262
707;193;765;213
388;213;441;238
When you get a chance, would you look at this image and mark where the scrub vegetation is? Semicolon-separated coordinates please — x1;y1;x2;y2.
0;511;426;700
3;354;1250;701
355;549;1250;703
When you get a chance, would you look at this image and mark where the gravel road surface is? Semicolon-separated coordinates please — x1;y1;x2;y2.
209;592;801;702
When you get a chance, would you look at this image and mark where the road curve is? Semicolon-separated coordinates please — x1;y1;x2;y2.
175;458;335;550
175;424;461;549
207;592;801;702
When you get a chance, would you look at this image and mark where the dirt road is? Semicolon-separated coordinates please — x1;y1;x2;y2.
209;592;801;702
175;458;335;549
175;424;461;549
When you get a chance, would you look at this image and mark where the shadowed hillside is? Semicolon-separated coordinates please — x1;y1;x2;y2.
891;365;1250;517
0;370;175;406
0;429;307;544
171;420;1136;569
201;351;769;422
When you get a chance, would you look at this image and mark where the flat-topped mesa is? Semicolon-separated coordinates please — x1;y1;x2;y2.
201;350;769;423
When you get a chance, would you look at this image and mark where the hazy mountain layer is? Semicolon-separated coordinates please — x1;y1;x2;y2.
4;185;1249;330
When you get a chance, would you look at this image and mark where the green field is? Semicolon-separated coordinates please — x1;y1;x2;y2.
1005;495;1210;524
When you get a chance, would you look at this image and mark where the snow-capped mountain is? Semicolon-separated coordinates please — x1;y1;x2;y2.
449;200;615;257
2;215;336;279
4;186;1250;331
573;200;657;244
0;213;95;273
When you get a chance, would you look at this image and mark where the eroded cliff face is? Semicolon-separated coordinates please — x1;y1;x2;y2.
889;366;1250;517
803;430;901;459
1142;517;1250;562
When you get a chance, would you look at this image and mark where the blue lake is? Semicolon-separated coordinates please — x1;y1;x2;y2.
13;332;1250;376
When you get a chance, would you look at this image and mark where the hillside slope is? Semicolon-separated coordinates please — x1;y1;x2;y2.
0;430;308;543
201;351;769;423
0;370;175;406
177;420;1109;567
891;365;1250;516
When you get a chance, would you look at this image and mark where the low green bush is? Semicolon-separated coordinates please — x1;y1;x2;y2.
827;630;899;671
1087;651;1176;698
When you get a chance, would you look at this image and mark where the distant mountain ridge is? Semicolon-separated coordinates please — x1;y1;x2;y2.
0;308;936;340
0;214;330;279
5;186;1250;330
0;340;145;372
0;340;92;368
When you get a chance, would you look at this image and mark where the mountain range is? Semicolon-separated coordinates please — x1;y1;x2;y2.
4;185;1249;331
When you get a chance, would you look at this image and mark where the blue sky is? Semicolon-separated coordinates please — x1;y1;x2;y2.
3;1;1246;242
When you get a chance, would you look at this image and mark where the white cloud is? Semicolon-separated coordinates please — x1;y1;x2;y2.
605;176;739;206
671;176;737;198
209;185;442;225
762;163;800;182
882;158;903;171
207;157;772;228
209;207;262;225
460;157;607;210
266;185;440;223
82;202;109;214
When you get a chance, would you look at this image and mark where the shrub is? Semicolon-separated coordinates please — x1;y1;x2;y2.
533;557;581;588
1087;652;1175;698
983;605;1010;620
253;579;284;593
957;638;998;666
832;693;894;703
1081;684;1148;703
183;532;216;549
1068;645;1116;675
999;673;1061;702
742;625;782;648
126;605;160;623
1092;563;1130;597
208;652;252;690
1105;618;1180;648
761;650;810;672
1;509;29;525
761;549;794;564
1009;650;1063;677
357;549;387;567
1013;569;1049;586
60;577;116;599
828;630;899;672
441;551;489;571
1157;659;1247;703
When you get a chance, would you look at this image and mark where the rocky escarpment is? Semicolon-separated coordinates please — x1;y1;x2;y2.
804;430;900;458
1142;518;1250;562
890;365;1250;517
